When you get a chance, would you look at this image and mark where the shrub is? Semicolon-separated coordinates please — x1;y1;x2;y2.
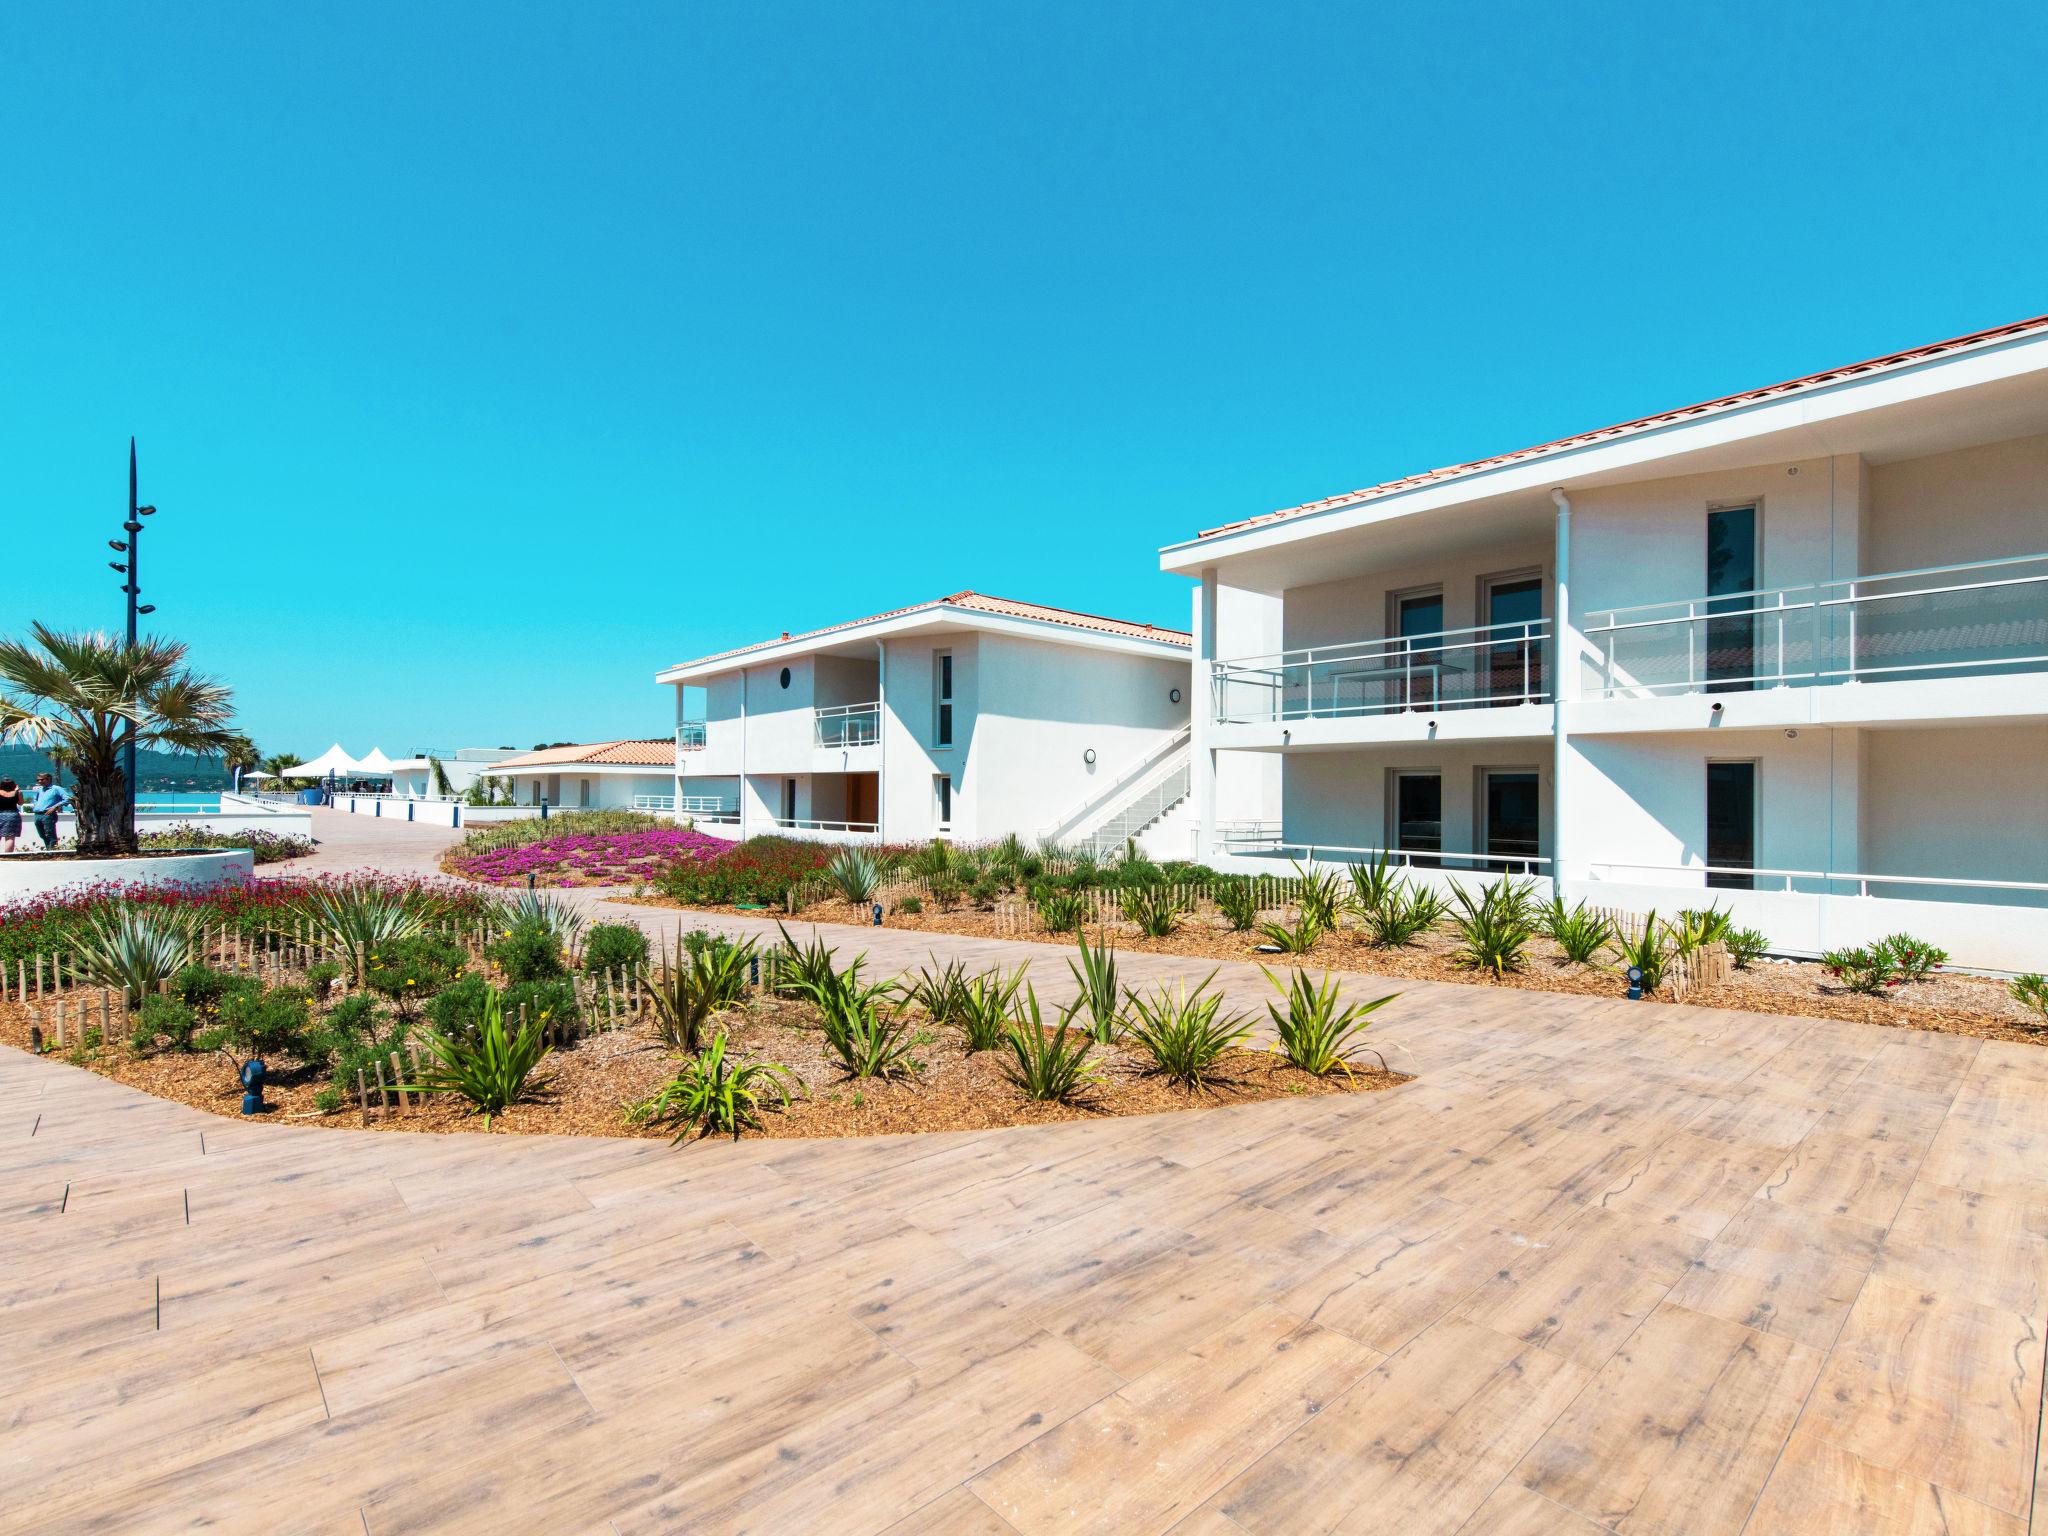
823;848;885;906
305;959;343;997
1726;926;1770;969
653;835;836;907
894;895;924;915
1608;913;1672;993
312;1086;344;1115
1000;988;1096;1101
1822;945;1894;996
1294;862;1346;932
1120;885;1185;938
365;933;467;1019
406;987;553;1126
195;984;315;1062
2012;974;2048;1025
133;992;201;1052
1264;968;1397;1076
771;923;838;997
74;906;202;1005
627;1033;803;1142
1346;852;1401;917
325;1018;414;1103
1448;879;1539;977
319;992;385;1048
501;889;587;950
1067;932;1122;1043
1877;933;1947;983
1361;886;1447;948
1214;879;1259;932
647;934;755;1054
140;824;316;864
955;966;1026;1052
927;872;965;909
802;966;917;1079
1036;890;1088;933
581;922;650;977
1674;907;1734;951
488;920;566;984
1256;911;1323;954
900;958;973;1024
298;885;429;980
1120;972;1252;1090
172;962;249;1012
967;874;1003;909
1539;898;1612;965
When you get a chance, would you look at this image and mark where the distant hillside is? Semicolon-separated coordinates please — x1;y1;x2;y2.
0;745;228;790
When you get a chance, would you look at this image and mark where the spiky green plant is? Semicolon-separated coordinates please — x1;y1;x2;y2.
1538;898;1612;964
2012;974;2048;1025
1119;885;1186;938
1293;861;1346;932
405;986;552;1127
1346;851;1402;917
797;963;916;1078
900;958;973;1024
999;987;1097;1101
771;922;842;997
646;931;756;1054
503;889;587;950
1036;890;1088;933
1256;910;1323;954
1726;926;1770;969
822;847;885;906
73;905;204;1005
1214;879;1260;932
1448;878;1539;976
627;1032;803;1142
1361;885;1448;948
1607;912;1671;993
1263;968;1398;1077
956;965;1027;1052
299;884;429;980
1067;931;1122;1042
1674;906;1734;949
1119;971;1252;1090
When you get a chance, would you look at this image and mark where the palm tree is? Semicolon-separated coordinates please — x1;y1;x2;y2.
220;731;261;782
0;624;236;855
262;751;308;783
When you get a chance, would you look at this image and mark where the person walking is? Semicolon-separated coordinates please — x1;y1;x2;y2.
0;778;22;853
28;772;71;851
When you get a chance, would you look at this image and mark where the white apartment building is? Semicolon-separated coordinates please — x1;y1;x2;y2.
656;592;1192;852
481;740;679;810
1166;314;2048;970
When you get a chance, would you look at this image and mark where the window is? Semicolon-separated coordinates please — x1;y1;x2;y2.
1389;588;1446;708
1479;769;1540;872
934;774;953;831
782;778;797;824
779;666;792;690
1390;771;1442;869
577;777;591;809
933;652;954;747
1706;760;1757;890
1705;504;1759;693
1481;572;1544;705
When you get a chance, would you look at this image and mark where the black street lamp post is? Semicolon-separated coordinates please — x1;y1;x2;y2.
107;438;158;826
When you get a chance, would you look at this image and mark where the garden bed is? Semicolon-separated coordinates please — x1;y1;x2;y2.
0;989;1405;1140
624;891;2047;1046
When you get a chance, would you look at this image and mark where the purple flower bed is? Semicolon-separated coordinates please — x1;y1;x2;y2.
450;826;732;886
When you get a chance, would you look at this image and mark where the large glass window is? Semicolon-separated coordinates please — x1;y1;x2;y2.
1706;760;1757;890
1706;505;1758;693
934;652;954;746
1481;770;1540;871
1390;589;1446;708
1391;771;1442;868
935;774;953;831
1483;574;1544;705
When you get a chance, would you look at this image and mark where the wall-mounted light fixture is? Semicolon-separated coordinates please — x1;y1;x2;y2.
1083;748;1097;766
1169;687;1182;704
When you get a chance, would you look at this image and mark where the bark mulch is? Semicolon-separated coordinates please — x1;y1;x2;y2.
0;992;1405;1142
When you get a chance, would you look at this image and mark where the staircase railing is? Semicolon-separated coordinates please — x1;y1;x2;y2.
1038;724;1191;845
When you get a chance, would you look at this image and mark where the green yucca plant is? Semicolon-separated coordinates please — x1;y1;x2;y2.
1120;971;1253;1090
646;931;756;1054
1539;897;1612;965
797;963;916;1078
899;958;973;1024
1068;931;1122;1041
1293;861;1346;932
1213;879;1260;932
1448;878;1539;977
1036;890;1089;933
2012;974;2048;1025
822;847;885;906
1263;968;1398;1077
627;1032;803;1142
1674;906;1734;950
1119;885;1186;938
956;965;1027;1052
299;884;429;980
1361;885;1448;948
1000;987;1097;1101
405;986;552;1127
1346;851;1402;917
1256;910;1323;954
771;922;842;997
1607;911;1672;993
503;888;587;950
73;905;204;1005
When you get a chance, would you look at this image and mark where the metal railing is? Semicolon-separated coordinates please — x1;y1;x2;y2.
1213;618;1551;723
1085;762;1192;858
1039;724;1191;844
813;701;881;749
1584;859;2048;904
1216;833;1552;877
1583;553;2048;698
676;721;707;750
770;816;880;840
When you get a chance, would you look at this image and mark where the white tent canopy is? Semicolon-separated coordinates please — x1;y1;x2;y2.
288;743;363;780
353;747;399;777
239;770;272;781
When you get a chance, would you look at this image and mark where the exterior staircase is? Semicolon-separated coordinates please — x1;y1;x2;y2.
1083;760;1192;859
1038;725;1193;859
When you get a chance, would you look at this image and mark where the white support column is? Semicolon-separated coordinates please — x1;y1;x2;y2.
737;666;750;839
1193;570;1218;857
672;683;686;820
874;639;887;843
1550;488;1574;896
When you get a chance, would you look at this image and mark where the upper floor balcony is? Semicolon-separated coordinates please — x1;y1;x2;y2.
1578;553;2048;731
1211;617;1554;747
677;721;707;751
814;701;881;749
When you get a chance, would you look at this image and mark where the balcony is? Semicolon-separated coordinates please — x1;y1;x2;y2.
814;701;881;749
1211;619;1552;746
1583;554;2048;702
677;721;707;751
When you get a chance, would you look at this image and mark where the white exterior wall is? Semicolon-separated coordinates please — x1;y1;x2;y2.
1280;743;1551;861
1861;723;2048;889
1280;541;1552;652
1867;431;2048;571
491;769;673;811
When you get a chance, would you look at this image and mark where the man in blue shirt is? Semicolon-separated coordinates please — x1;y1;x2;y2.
29;773;71;850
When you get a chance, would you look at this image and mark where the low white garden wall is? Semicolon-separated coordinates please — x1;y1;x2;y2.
0;848;254;903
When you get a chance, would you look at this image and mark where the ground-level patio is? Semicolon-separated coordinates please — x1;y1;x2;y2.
5;812;2046;1533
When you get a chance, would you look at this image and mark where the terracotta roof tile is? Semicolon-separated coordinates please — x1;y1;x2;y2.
1196;311;2048;541
488;740;676;770
673;591;1190;669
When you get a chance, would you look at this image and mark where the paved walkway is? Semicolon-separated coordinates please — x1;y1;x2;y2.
4;813;2046;1532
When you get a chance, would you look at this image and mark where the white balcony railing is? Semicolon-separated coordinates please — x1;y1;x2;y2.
1213;619;1550;724
677;721;707;751
771;816;880;841
1215;832;1552;877
1585;860;2048;907
1583;553;2048;699
814;701;881;749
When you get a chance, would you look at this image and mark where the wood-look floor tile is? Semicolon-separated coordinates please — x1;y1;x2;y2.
1663;1199;1883;1349
1745;1426;2023;1535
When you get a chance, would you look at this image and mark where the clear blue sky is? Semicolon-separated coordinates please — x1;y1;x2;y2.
4;2;2041;757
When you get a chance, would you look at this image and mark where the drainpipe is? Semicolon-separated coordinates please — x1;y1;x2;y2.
738;666;749;839
1550;487;1572;900
875;639;887;843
